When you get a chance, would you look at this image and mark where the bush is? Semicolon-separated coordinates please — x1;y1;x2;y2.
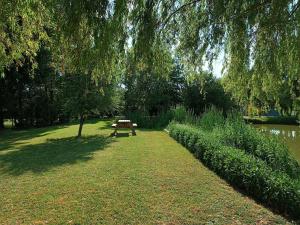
126;110;173;129
171;106;199;125
127;105;198;129
213;114;300;179
168;122;300;219
171;106;188;123
199;107;225;131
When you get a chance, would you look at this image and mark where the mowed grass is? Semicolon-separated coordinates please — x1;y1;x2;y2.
0;120;292;224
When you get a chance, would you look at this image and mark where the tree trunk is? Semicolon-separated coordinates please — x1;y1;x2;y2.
77;114;84;138
0;107;4;129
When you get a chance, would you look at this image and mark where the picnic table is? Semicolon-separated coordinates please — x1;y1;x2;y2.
111;120;137;136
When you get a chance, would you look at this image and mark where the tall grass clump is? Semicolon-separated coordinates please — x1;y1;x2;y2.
171;106;188;123
168;122;300;219
171;106;199;125
198;107;225;131
214;113;300;179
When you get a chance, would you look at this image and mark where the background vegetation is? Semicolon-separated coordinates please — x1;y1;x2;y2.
1;0;300;134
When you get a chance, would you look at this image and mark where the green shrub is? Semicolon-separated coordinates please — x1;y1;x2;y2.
214;114;300;179
168;122;300;218
171;106;188;123
199;107;225;131
171;106;200;126
126;110;173;129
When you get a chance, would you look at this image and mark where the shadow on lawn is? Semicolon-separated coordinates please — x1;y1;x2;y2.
0;125;68;152
0;119;112;152
0;135;113;176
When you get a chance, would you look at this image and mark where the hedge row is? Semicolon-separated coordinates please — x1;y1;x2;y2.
214;117;300;179
168;122;300;218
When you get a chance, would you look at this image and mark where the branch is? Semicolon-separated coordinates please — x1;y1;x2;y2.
289;1;300;18
159;0;272;29
159;0;201;29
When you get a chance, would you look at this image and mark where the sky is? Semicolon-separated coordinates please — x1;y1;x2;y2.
203;50;224;78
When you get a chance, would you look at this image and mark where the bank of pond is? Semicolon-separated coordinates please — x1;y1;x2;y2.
168;108;300;220
254;124;300;162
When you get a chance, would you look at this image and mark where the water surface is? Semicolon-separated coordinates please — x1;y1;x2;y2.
253;124;300;161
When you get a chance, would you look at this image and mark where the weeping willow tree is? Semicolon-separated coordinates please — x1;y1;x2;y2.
158;0;300;115
130;0;300;115
1;0;129;136
1;0;300;126
0;0;50;74
49;0;128;136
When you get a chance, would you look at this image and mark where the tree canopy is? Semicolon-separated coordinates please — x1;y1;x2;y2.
1;0;300;131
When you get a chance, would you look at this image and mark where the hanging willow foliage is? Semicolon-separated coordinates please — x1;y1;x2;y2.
164;0;300;113
1;0;299;113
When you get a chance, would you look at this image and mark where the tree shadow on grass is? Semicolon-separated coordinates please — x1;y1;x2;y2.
0;125;68;152
0;135;113;176
97;120;116;130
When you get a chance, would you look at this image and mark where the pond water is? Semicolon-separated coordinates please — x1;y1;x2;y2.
253;124;300;161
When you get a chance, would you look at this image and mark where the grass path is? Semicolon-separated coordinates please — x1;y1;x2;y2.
0;121;291;224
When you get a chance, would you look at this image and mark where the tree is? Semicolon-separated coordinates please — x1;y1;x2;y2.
123;47;182;115
49;0;128;136
2;0;300;125
0;0;50;74
62;73;119;137
0;45;64;128
184;72;234;114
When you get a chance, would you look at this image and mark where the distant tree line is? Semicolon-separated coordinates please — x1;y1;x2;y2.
0;45;234;129
0;46;121;129
123;53;234;117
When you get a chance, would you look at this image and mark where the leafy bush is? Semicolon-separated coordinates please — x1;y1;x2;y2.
168;122;300;218
170;107;300;178
171;106;199;125
127;105;198;129
126;110;173;129
213;114;300;179
171;106;188;123
199;107;225;131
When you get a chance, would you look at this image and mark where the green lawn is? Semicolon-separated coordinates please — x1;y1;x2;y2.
0;120;292;224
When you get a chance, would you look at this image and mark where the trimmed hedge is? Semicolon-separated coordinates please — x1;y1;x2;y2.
168;122;300;218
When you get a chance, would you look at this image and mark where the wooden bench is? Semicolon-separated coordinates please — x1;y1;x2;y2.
111;120;137;136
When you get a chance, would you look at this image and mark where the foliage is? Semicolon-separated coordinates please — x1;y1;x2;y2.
0;45;122;130
61;73;121;136
168;122;300;219
171;105;190;124
0;0;50;73
123;49;182;115
3;0;299;125
198;107;225;131
244;116;299;125
184;72;234;114
126;110;174;129
213;114;300;178
0;46;64;128
61;74;117;118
